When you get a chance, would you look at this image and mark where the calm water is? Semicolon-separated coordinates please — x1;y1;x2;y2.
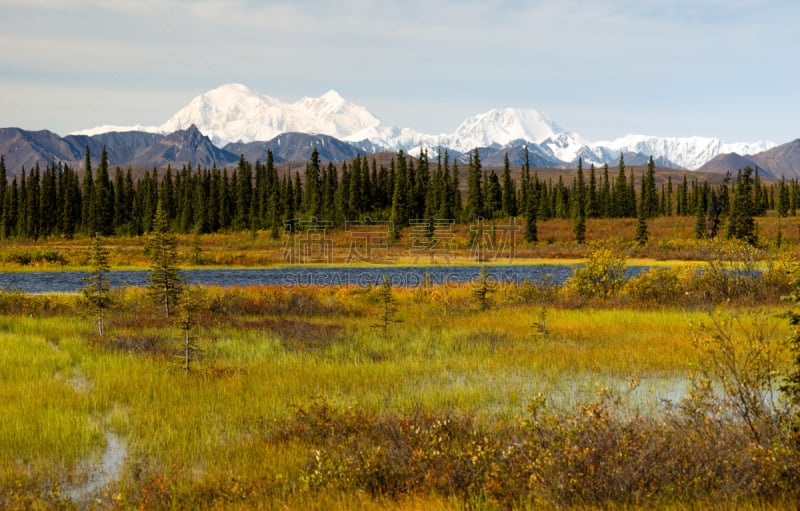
0;265;649;294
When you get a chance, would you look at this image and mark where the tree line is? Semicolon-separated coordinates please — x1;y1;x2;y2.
0;145;790;245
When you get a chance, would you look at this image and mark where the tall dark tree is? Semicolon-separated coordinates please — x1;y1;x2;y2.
92;147;115;235
485;170;502;218
706;190;721;239
778;176;790;218
520;147;531;214
635;196;649;246
59;165;81;239
501;152;517;217
726;167;758;246
81;146;94;231
587;163;599;218
465;149;484;221
572;159;586;244
642;156;659;218
611;155;628;217
304;148;322;217
390;151;409;238
3;177;18;238
24;165;41;239
524;181;538;243
0;156;6;230
234;155;253;230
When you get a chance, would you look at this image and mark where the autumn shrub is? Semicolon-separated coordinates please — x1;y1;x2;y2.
3;248;67;266
203;286;354;318
621;265;698;307
0;289;74;316
501;275;559;306
281;389;800;509
692;239;763;303
279;402;503;501
567;247;627;299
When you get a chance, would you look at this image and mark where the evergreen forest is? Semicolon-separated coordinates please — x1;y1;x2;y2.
0;145;788;246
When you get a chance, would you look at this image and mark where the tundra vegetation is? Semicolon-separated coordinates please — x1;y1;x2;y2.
2;149;800;509
0;239;799;510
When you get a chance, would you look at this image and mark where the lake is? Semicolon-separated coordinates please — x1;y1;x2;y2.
0;265;650;294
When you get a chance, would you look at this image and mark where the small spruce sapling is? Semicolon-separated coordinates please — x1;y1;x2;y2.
372;275;400;337
81;232;113;337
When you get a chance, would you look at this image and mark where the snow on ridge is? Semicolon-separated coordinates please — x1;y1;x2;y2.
70;124;163;137
587;134;777;170
70;83;777;169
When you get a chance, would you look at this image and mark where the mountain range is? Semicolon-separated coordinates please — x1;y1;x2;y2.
1;83;797;178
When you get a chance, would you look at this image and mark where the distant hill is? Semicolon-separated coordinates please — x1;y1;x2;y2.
224;133;364;164
696;139;800;179
695;153;763;177
750;139;800;178
0;125;239;175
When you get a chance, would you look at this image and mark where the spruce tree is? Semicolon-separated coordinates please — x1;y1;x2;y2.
778;177;790;218
572;159;586;244
520;147;531;214
390;151;409;239
305;148;321;217
465;149;484;221
600;163;611;218
372;275;400;338
501;152;517;217
25;165;40;240
146;201;183;318
707;190;721;238
81;146;94;231
642;156;658;218
635;198;649;246
0;156;6;233
612;155;627;217
694;196;707;240
524;182;538;243
81;232;113;337
587;163;599;218
178;287;200;374
726;167;758;246
486;170;502;218
92;147;115;235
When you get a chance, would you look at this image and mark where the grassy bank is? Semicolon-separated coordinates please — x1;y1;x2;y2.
0;214;795;271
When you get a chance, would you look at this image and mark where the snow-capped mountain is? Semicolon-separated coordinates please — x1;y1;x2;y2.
72;83;776;170
442;108;579;153
160;84;382;146
583;135;776;172
74;83;382;147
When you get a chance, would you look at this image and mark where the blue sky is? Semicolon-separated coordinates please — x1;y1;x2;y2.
1;0;797;143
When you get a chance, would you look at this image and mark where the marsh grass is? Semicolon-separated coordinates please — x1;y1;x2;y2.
0;274;797;509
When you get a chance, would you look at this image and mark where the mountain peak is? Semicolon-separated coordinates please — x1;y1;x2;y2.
442;107;578;155
209;83;255;95
320;89;344;102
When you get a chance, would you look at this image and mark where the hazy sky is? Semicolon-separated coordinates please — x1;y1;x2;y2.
1;0;797;143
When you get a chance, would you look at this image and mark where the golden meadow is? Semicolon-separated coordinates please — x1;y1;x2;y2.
1;219;800;510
